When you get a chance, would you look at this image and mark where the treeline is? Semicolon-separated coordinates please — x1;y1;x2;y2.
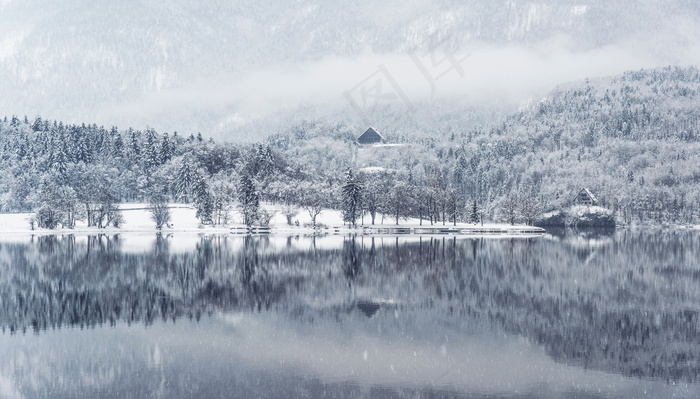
3;65;700;227
0;116;308;228
267;66;700;226
0;115;483;229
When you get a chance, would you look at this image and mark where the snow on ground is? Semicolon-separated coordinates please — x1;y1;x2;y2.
358;166;387;173
0;202;544;238
372;143;407;148
569;205;612;216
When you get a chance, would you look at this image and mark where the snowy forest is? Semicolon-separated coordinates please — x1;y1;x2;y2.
2;65;700;228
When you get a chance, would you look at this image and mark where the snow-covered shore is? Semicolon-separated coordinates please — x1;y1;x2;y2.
0;203;545;236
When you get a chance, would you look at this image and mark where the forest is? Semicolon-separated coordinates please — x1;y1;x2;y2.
1;65;700;228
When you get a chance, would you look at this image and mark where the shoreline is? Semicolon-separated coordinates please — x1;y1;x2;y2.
0;204;547;237
0;223;547;237
2;205;697;237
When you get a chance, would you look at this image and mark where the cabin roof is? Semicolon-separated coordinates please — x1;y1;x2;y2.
575;187;598;204
357;127;384;144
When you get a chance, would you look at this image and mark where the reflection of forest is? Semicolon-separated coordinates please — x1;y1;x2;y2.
2;231;700;382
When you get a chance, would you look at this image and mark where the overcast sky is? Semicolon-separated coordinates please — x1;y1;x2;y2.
1;1;700;138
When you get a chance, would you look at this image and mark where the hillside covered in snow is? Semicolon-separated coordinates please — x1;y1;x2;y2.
2;65;700;227
1;0;700;138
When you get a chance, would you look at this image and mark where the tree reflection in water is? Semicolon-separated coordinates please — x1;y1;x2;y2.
2;230;700;382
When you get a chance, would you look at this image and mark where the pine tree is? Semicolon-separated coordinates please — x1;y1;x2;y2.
53;145;68;177
470;201;480;224
238;174;259;227
144;129;160;169
128;129;140;157
342;169;363;227
160;133;173;164
176;158;196;202
32;116;43;132
77;134;92;163
193;175;213;224
112;132;124;158
254;144;275;176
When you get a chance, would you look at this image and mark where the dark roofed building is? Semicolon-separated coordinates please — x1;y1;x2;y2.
574;188;598;206
357;127;384;145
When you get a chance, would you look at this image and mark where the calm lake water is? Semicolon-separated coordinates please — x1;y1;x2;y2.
2;230;700;398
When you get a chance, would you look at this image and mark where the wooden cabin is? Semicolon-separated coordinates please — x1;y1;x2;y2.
357;127;384;144
574;188;598;206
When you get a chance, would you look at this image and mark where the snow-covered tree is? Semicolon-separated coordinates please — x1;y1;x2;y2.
193;175;213;224
470;201;480;224
148;191;171;229
341;169;363;227
237;174;259;227
210;174;236;225
176;158;197;202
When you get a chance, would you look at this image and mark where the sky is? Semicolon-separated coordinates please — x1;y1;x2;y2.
1;0;700;139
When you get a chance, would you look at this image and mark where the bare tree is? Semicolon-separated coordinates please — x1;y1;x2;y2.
519;194;543;226
148;193;171;229
300;182;328;227
280;204;299;225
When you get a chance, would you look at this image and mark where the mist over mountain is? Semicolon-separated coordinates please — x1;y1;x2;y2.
1;0;700;139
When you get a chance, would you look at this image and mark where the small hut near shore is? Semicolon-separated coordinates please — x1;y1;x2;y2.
574;188;598;206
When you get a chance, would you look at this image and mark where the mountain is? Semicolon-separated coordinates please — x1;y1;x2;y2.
265;65;700;225
1;0;700;139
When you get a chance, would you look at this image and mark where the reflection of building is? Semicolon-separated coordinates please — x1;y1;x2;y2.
355;300;381;318
357;127;384;144
574;188;598;206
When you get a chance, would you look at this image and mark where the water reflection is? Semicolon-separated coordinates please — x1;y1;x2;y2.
1;231;700;398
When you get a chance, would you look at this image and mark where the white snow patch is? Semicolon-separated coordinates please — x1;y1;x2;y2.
569;205;612;217
359;167;386;173
0;203;544;240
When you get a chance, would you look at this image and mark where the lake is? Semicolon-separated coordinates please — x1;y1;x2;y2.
1;230;700;398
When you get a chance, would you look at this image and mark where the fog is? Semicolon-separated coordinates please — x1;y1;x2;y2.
104;35;700;135
2;0;700;137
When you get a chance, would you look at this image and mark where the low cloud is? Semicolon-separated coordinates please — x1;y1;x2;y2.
101;34;700;134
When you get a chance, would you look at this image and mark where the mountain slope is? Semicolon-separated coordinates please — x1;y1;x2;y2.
1;0;700;138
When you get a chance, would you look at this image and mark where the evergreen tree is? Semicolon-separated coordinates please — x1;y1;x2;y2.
160;133;173;164
112;132;124;158
31;116;43;132
176;158;197;202
76;134;92;163
128;129;140;157
52;145;68;177
342;169;363;227
237;174;259;227
256;144;275;176
470;201;480;224
144;129;160;169
193;175;213;224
